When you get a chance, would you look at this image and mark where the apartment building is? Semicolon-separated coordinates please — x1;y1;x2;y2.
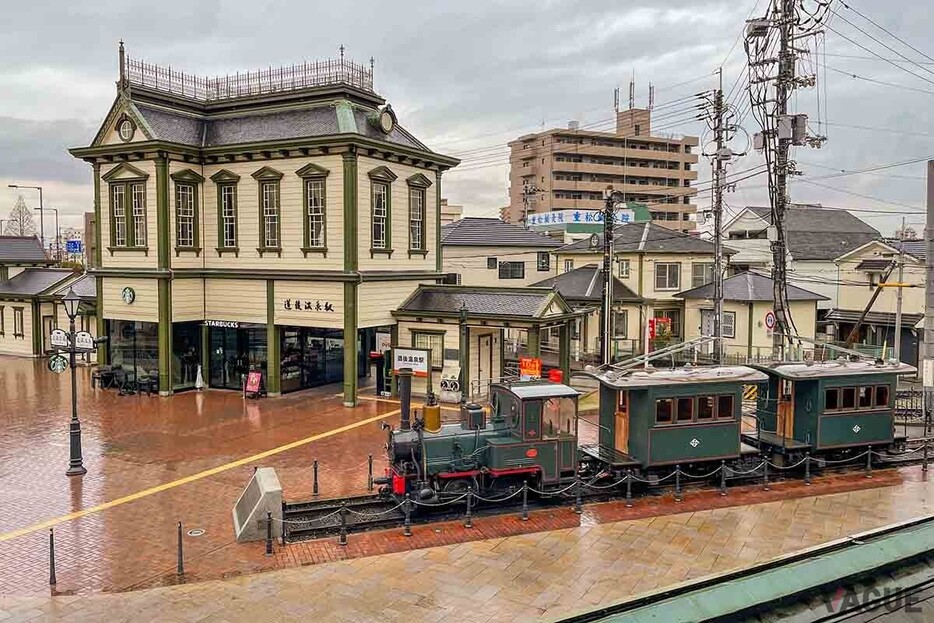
505;108;699;231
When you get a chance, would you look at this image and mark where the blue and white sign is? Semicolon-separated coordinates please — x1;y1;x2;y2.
66;239;83;254
527;209;636;229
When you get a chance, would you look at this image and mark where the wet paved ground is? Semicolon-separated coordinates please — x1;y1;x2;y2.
2;467;933;622
0;356;398;595
2;353;932;615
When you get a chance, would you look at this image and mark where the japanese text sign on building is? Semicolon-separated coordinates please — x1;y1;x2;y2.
519;357;542;380
527;209;636;228
282;299;335;312
392;348;431;378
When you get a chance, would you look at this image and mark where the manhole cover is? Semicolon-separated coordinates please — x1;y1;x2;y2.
187;529;206;537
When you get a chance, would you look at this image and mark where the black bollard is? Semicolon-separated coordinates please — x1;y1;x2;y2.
762;458;770;491
719;461;727;496
865;447;873;479
804;452;811;486
574;475;583;514
465;487;473;529
674;465;682;502
403;493;412;537
625;470;633;508
49;528;57;586
176;522;184;576
367;454;374;492
338;503;348;546
521;481;529;521
313;459;319;497
924;441;929;473
265;510;273;556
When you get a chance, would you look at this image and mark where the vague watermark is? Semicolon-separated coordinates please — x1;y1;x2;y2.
825;586;922;614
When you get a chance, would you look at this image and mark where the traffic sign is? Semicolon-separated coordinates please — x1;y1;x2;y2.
74;331;95;351
765;310;776;330
65;239;83;254
48;354;68;374
50;329;69;349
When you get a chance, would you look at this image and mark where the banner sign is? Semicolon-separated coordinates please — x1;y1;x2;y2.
527;208;637;228
392;348;430;378
519;357;542;380
65;240;83;254
73;331;95;351
50;329;69;348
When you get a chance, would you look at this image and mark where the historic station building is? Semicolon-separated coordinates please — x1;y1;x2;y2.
70;45;458;403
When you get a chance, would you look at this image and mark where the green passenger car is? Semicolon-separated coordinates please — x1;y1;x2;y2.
750;360;916;453
585;366;768;468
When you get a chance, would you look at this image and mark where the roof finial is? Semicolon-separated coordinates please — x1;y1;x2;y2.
118;40;126;89
339;44;345;61
370;56;375;72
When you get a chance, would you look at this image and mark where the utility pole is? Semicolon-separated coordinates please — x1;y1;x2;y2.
712;68;725;364
601;187;625;365
770;0;796;360
923;161;934;437
894;216;906;364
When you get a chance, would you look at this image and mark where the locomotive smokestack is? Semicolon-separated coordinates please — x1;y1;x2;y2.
398;368;413;431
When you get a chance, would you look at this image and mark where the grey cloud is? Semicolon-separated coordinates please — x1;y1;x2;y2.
0;117;96;184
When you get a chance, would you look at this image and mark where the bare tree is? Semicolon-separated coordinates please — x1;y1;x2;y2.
2;196;38;236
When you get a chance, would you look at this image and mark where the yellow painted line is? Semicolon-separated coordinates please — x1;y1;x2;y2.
357;394;461;412
0;409;397;543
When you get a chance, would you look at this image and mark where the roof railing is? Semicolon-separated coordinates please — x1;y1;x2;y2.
124;55;374;102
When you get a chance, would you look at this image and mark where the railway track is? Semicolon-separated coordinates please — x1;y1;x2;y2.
281;444;934;542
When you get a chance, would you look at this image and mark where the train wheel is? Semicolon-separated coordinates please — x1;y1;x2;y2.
441;477;478;496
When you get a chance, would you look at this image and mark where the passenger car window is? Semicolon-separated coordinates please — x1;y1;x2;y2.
677;398;694;422
697;396;714;420
717;395;734;419
656;399;673;424
858;387;873;408
875;385;890;407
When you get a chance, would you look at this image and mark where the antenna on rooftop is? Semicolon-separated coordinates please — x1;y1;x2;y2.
648;83;655;111
629;71;635;109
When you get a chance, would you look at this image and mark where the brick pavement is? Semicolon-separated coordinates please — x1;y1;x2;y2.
0;357;397;596
2;467;934;622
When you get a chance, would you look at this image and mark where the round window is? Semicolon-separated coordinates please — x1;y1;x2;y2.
118;118;135;142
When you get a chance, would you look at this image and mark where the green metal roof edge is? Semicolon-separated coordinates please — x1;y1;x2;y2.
335;100;358;134
570;518;934;623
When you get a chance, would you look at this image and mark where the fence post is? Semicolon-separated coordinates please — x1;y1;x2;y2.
49;528;57;586
265;510;273;556
719;461;727;496
521;481;529;521
674;465;682;502
574;475;583;514
762;458;770;491
367;454;374;492
865;447;873;478
924;440;929;473
313;459;319;496
338;502;348;546
176;522;184;576
804;452;811;485
465;487;474;529
625;470;633;508
403;493;412;537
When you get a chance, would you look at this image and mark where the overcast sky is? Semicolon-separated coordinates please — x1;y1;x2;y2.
1;0;931;236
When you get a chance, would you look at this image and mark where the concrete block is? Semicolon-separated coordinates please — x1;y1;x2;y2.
232;467;282;542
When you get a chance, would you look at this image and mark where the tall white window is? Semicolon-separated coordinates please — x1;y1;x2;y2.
221;185;237;248
112;186;127;246
131;183;146;246
175;184;195;247
409;188;424;251
262;182;279;247
372;182;388;249
306;179;325;247
692;262;714;288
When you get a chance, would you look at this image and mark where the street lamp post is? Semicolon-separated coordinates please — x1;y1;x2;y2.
8;184;44;250
36;207;59;260
62;288;87;476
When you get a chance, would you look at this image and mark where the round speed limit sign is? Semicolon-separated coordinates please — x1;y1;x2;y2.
765;310;776;330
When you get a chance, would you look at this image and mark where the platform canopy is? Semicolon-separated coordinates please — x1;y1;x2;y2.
583;365;768;389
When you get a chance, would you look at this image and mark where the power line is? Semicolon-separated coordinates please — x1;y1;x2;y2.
797;179;925;213
837;1;934;66
824;64;934;97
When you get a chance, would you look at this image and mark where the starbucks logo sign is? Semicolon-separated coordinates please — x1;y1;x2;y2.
121;287;136;305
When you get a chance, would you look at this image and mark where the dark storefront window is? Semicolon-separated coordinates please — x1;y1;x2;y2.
109;320;159;379
280;328;345;393
209;325;267;390
172;322;202;391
